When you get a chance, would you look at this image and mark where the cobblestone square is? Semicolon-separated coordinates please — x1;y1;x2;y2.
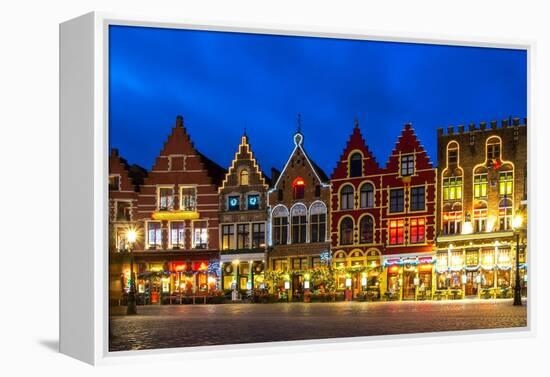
109;299;527;351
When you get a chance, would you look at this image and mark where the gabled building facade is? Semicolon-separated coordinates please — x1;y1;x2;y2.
267;129;331;296
435;118;527;299
218;133;270;293
330;122;384;296
131;115;226;303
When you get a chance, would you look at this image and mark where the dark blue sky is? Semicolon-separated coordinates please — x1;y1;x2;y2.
109;25;526;176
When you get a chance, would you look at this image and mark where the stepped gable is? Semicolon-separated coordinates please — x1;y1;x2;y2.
385;123;434;172
331;122;380;179
109;148;144;192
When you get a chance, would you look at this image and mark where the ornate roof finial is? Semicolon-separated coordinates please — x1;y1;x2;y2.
296;113;302;134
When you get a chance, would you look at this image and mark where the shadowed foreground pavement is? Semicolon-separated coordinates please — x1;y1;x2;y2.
109;299;527;351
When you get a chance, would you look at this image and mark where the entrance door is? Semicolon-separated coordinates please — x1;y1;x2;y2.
402;270;416;300
465;271;478;297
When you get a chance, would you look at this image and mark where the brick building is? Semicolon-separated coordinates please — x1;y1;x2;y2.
435;118;527;299
108;148;147;303
218;132;270;293
332;122;437;300
267;128;331;296
131;115;226;303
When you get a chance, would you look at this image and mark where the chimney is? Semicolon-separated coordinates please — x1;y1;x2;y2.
458;125;464;133
176;115;184;128
447;126;454;134
271;167;281;184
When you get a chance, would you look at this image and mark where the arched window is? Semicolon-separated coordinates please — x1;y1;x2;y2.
240;170;249;185
499;198;513;231
486;137;501;161
349;152;363;177
473;201;487;233
340;185;355;210
340;217;354;245
442;203;462;235
291;204;307;244
292;177;305;200
310;202;327;243
359;216;374;244
359;183;374;208
447;141;459;166
272;206;289;245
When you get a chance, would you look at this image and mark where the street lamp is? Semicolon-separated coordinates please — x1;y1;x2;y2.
512;213;524;306
126;228;138;315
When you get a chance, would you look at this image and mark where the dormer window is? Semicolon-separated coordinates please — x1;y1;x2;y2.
292;177;305;200
240;170;249;185
349;152;362;178
400;154;415;176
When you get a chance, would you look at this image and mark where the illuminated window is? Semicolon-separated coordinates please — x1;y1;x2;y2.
389;219;404;245
443;177;462;201
272;206;289;245
310;202;327;243
109;175;120;191
340;185;355;210
349;152;362;177
400;154;415;176
292;177;305;200
340;217;354;245
251;223;265;248
487;138;501;160
247;194;260;210
193;221;208;249
360;183;374;208
147;222;162;247
410;186;425;211
228;195;240;211
499;171;513;196
116;201;132;221
221;224;234;250
442;210;462;235
272;259;288;271
236;223;250;249
389;188;404;213
292;257;308;270
474;174;488;198
447;143;459;165
473;202;487;233
158;187;174;211
465;251;479;266
409;218;425;244
180;186;196;211
359;216;374;244
170;221;185;248
240;170;249;185
499;198;513;230
291;204;307;243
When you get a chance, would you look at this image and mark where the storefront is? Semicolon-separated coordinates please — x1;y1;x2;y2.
383;255;435;301
220;251;266;297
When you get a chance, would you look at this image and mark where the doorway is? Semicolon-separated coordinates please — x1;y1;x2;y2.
464;271;478;297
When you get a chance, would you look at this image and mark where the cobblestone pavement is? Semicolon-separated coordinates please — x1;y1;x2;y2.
109;299;527;351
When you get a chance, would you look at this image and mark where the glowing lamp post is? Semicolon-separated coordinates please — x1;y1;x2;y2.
512;213;524;306
126;228;138;315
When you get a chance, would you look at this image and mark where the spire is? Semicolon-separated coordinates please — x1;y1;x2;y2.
242;126;248;144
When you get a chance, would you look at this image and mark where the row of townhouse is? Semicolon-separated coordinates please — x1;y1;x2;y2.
109;115;527;304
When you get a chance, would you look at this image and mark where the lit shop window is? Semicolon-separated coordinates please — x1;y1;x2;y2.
499;198;513;230
340;185;355;210
158;187;174;211
272;206;289;246
272;259;288;272
109;175;120;191
410;186;425;211
247;194;260;210
349;152;363;178
147;222;162;248
499;171;513;196
443;177;462;201
180;186;196;211
389;219;404;245
310;202;327;243
236;223;250;249
292;177;305;200
409;218;425;244
359;216;374;244
228;195;240;211
221;224;235;250
360;183;374;208
291;204;307;244
339;217;354;245
474;174;488;198
292;257;308;270
170;221;185;248
193;221;208;249
389;188;404;213
251;223;265;248
400;154;415;176
240;170;249;186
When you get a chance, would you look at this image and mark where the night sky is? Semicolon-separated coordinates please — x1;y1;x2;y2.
109;25;526;176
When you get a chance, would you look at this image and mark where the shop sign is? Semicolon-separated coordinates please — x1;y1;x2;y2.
284;281;290;290
361;277;367;286
304;281;310;289
171;261;189;272
192;261;209;271
162;278;170;293
345;278;352;288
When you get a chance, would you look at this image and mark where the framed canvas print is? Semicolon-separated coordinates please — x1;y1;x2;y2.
59;12;533;365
